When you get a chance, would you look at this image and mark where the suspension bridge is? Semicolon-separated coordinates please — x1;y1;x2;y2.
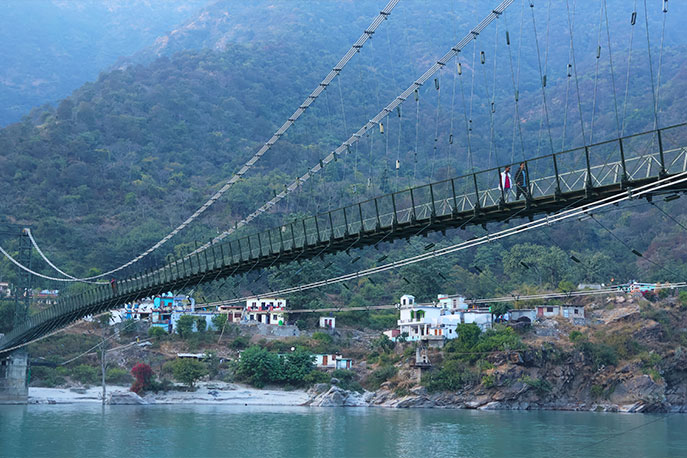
1;0;684;402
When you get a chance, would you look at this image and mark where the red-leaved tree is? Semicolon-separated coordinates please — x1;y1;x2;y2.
130;363;153;394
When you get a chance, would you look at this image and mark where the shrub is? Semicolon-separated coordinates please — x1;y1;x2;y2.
679;291;687;308
576;340;618;369
234;346;282;388
169;358;208;388
590;384;604;399
148;327;167;339
303;370;330;385
481;374;495;388
71;364;98;385
130;363;154;394
106;367;132;385
212;314;228;331
230;336;249;349
280;350;315;386
366;365;398;390
423;360;477;392
569;330;585;343
195;317;207;333
311;332;333;344
176;315;195;338
520;375;552;395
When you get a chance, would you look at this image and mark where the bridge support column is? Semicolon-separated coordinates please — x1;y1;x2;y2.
0;346;29;404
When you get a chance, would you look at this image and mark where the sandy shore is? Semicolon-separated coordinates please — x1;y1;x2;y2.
28;382;310;406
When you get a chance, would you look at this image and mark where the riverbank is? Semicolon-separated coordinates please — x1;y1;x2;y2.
28;382;310;406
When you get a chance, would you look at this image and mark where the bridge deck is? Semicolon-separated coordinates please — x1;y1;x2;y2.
1;124;687;354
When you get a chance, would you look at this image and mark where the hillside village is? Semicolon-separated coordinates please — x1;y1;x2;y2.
14;280;687;412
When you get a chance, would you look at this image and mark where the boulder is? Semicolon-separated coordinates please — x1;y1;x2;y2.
107;391;149;405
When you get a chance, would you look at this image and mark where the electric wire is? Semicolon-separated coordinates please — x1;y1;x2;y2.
621;0;638;136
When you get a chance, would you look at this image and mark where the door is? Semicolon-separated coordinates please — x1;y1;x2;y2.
323;355;328;366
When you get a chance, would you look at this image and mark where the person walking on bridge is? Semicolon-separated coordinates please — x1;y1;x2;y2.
500;166;513;202
110;278;118;294
515;162;527;200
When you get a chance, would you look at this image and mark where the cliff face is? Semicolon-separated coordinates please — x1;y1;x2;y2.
365;347;687;413
310;296;687;413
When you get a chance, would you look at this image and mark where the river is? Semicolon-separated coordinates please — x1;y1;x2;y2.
1;405;685;457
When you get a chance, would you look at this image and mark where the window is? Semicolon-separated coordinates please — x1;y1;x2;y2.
574;309;579;315
546;307;554;313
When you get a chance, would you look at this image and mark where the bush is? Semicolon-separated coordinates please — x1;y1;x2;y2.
30;366;66;387
195;317;207;333
168;358;208;388
130;363;154;394
331;369;363;392
106;367;132;385
230;336;249;349
212;314;228;331
366;365;397;390
576;340;618;369
303;370;330;385
281;350;315;386
234;346;282;388
520;375;552;395
148;327;167;339
176;315;195;338
423;360;477;392
71;364;98;385
481;374;495;388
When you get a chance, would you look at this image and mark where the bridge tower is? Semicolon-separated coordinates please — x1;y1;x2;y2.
0;227;32;404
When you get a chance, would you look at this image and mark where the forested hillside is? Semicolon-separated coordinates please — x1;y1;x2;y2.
0;0;210;126
1;0;686;331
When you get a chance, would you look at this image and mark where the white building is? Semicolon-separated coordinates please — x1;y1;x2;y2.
314;354;352;369
319;316;336;329
245;296;286;325
396;293;492;342
437;294;468;311
536;305;585;320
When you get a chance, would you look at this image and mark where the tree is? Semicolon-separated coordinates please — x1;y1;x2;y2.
130;363;154;394
170;358;208;388
281;350;315;385
176;315;195;338
195;316;207;333
212;313;228;331
235;346;282;388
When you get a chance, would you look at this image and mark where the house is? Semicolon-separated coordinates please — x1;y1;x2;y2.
314;354;342;369
335;358;353;370
218;304;244;323
536;305;585;320
577;283;604;290
460;310;493;332
507;309;537;323
0;282;11;297
437;294;468;311
383;329;400;340
397;293;492;342
245;296;286;325
319;316;336;329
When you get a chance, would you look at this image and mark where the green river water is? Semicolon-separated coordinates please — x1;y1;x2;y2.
0;405;685;457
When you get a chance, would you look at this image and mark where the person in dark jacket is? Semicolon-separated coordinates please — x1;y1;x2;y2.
515;162;527;200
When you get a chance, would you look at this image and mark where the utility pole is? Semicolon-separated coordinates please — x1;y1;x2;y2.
99;314;110;405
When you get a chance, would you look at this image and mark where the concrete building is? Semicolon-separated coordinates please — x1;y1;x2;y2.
314;354;352;369
218;304;244;323
437;294;468;310
536;305;585;320
319;317;336;329
507;309;537;323
245;296;286;325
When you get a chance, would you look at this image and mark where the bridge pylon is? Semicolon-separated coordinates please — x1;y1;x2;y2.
0;227;32;404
